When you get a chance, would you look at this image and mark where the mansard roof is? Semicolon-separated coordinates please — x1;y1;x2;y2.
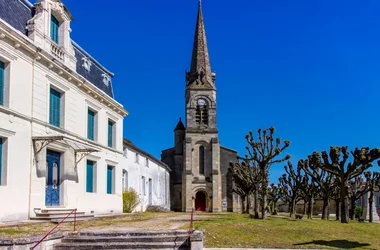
0;0;115;98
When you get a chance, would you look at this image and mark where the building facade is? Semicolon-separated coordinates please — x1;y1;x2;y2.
0;0;128;222
123;139;170;212
161;2;240;213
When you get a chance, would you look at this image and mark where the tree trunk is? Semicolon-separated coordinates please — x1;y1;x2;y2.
261;192;268;219
335;199;340;221
246;196;250;214
241;196;246;214
253;190;259;218
272;201;278;215
261;176;269;219
349;196;356;220
369;191;374;223
307;197;314;219
303;202;307;215
340;184;350;223
290;199;296;218
321;196;329;220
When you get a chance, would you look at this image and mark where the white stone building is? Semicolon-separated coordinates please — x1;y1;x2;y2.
0;0;128;222
123;139;171;212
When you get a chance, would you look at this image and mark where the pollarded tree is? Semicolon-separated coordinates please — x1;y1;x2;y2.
301;152;335;220
229;160;257;214
297;161;319;219
319;146;380;223
280;161;303;217
330;178;341;221
348;176;367;220
363;171;380;222
268;184;281;215
245;127;291;219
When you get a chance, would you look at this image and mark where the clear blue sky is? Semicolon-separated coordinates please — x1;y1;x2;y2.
42;0;380;182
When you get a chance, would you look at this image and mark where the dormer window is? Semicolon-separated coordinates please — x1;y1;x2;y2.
82;57;92;72
50;14;60;44
102;74;111;87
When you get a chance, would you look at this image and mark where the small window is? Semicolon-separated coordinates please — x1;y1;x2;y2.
199;146;205;175
49;88;61;127
86;160;96;193
87;109;95;140
135;153;139;164
108;120;114;148
145;157;149;167
377;196;380;207
0;61;4;106
141;176;145;195
122;170;128;191
50;14;59;43
107;165;114;194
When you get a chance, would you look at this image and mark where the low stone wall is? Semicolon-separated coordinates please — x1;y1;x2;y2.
0;232;64;250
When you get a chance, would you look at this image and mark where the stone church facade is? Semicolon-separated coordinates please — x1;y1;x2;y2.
161;2;240;213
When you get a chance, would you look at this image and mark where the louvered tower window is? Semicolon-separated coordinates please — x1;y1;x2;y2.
195;99;208;126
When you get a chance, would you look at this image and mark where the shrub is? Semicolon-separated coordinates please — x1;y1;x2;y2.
122;188;140;213
355;206;363;219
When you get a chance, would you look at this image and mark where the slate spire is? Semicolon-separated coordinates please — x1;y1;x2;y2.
186;0;215;88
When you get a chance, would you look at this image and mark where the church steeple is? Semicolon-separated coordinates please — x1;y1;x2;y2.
186;0;215;88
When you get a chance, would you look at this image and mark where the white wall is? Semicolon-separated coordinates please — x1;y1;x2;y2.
123;147;170;212
0;2;127;221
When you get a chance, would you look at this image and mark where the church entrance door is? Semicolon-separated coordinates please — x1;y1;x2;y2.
195;191;206;211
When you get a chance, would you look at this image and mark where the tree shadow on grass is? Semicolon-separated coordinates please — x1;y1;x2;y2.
294;240;371;249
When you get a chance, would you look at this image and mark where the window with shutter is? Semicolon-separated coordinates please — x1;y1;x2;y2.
108;120;114;147
87;110;95;140
49;88;61;127
107;166;113;194
86;160;94;193
50;15;59;43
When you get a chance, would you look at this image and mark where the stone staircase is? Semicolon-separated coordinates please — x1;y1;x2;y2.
32;207;94;223
54;230;203;250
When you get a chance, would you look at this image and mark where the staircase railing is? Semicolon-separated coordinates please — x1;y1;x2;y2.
30;208;77;250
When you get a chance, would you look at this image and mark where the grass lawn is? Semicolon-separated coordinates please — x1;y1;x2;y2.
193;213;380;249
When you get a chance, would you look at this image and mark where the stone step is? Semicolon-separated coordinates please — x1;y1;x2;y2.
54;241;190;250
33;211;86;218
51;215;94;223
62;235;189;243
73;230;189;237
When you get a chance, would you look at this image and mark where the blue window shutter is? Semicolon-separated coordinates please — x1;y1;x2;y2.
87;110;95;140
50;15;59;43
107;166;112;194
108;120;113;147
0;138;2;185
86;161;93;193
49;88;61;127
0;61;4;106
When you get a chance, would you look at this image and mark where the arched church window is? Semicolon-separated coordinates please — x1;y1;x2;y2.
199;146;205;175
196;99;208;126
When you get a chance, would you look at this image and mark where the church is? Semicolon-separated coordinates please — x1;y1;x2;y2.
161;1;240;213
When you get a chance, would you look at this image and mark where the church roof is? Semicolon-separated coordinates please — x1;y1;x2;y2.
174;118;185;131
186;0;215;89
0;0;114;98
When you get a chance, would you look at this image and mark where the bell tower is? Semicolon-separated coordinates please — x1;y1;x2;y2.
182;0;221;212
